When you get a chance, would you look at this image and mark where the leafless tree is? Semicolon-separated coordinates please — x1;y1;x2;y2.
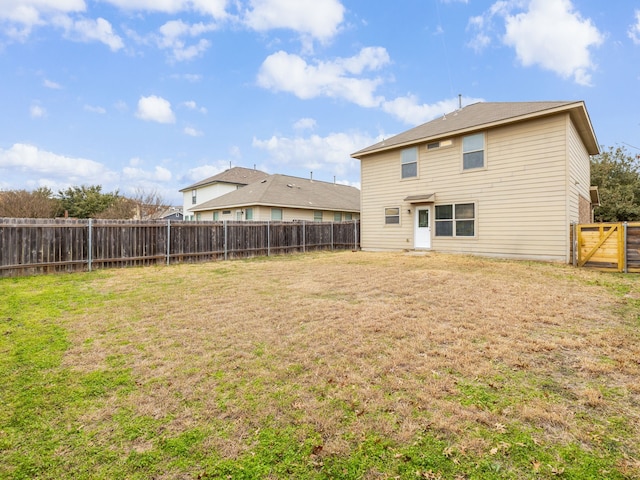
0;187;60;218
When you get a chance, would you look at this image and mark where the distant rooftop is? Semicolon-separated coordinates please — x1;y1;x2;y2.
191;174;360;213
180;166;269;191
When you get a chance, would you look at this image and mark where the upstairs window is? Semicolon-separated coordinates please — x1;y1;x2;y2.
401;147;418;179
191;189;197;204
462;133;484;170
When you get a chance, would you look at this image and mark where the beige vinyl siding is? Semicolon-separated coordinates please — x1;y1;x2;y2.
360;114;573;260
567;115;592;223
361;149;418;250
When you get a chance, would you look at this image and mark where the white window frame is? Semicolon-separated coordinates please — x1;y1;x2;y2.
462;133;485;170
384;207;400;225
313;211;323;222
435;203;476;237
401;147;418;179
271;208;283;221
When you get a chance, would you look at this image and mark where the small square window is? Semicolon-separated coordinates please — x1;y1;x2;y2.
385;207;400;225
271;208;283;220
334;212;342;222
314;211;323;222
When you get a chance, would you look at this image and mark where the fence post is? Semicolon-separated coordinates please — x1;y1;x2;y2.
571;222;577;267
354;220;358;251
623;222;628;273
302;220;306;253
87;218;93;272
224;220;228;261
331;221;334;251
166;220;171;266
267;221;270;257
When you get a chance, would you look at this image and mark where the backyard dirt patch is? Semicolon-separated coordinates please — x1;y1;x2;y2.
61;251;640;476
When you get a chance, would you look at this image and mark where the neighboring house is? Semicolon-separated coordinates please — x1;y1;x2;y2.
180;166;269;220
190;173;360;222
152;206;183;220
351;101;599;262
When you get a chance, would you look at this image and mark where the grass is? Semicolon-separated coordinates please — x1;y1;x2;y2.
1;251;639;479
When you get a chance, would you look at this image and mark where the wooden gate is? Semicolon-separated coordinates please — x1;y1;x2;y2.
575;222;640;272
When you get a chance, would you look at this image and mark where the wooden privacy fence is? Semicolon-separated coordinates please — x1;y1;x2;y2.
0;218;360;277
573;222;640;273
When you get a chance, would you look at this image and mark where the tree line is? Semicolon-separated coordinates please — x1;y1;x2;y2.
0;185;167;219
590;145;640;222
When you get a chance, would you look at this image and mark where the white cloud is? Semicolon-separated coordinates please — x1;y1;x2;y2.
183;164;225;183
183;126;203;137
156;19;216;61
257;47;390;107
135;95;176;124
293;118;316;130
182;100;207;113
244;0;345;43
102;0;228;18
43;78;62;89
0;143;115;183
30;103;46;118
503;0;603;85
382;95;484;125
252;130;381;177
468;0;603;86
84;104;106;114
0;0;86;39
629;10;640;45
70;17;124;51
123;165;172;182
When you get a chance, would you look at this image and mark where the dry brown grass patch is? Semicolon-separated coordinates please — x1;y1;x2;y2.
61;251;640;467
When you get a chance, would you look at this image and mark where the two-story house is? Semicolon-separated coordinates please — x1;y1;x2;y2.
351;101;599;262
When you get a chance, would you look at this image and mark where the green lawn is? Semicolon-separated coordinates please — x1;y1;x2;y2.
1;251;639;479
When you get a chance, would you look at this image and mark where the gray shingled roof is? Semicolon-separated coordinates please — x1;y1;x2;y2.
180;166;269;191
191;174;360;212
352;101;599;157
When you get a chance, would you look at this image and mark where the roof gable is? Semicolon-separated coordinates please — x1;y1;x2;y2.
352;101;599;157
191;174;360;212
180;166;269;191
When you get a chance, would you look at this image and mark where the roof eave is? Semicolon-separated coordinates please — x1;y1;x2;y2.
352;101;597;158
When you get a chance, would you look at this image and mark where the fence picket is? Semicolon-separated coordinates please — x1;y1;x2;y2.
0;218;360;277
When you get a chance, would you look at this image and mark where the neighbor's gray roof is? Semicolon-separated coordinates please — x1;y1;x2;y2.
352;101;599;157
180;166;269;191
191;174;360;212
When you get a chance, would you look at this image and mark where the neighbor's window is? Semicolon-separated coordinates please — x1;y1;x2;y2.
344;213;352;220
245;208;253;220
271;208;283;220
401;146;418;179
222;210;231;215
462;133;484;170
435;203;475;237
191;189;197;204
334;212;342;222
213;212;219;221
385;207;400;225
314;211;323;222
196;213;202;220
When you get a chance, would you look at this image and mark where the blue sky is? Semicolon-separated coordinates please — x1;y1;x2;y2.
1;0;639;206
